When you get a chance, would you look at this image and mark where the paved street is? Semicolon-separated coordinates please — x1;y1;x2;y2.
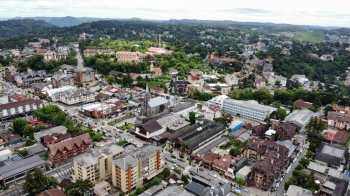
75;48;84;69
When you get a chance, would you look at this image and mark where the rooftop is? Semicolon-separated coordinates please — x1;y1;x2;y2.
224;98;277;113
237;166;251;176
0;155;45;179
148;97;168;108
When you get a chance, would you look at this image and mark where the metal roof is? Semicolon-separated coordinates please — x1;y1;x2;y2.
148;97;168;108
0;155;45;179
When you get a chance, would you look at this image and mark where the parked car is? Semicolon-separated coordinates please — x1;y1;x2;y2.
234;190;241;194
199;168;204;171
190;172;196;176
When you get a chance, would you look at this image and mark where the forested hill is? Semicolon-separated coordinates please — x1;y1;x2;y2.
0;19;55;38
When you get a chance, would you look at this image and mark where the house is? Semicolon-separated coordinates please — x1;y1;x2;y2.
149;86;164;94
42;133;71;146
286;185;312;196
202;153;221;170
14;69;47;86
332;104;350;115
294;99;312;109
263;63;273;72
0;99;44;119
212;155;232;172
277;122;297;141
224;74;238;86
150;61;162;75
47;133;92;165
174;80;187;95
93;181;111;196
108;70;123;78
188;70;203;84
267;73;287;87
314;142;348;169
198;105;222;120
320;54;334;61
0;130;21;146
319;176;348;196
254;78;266;89
235;166;251;183
169;69;178;78
38;188;66;196
82;102;120;118
95;92;109;102
146;47;173;55
327;112;350;130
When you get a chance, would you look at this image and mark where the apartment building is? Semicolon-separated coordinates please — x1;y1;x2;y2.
82;102;120;118
0;99;44;119
47;133;92;165
111;145;163;194
51;88;95;105
73;145;124;184
51;64;95;88
223;99;277;122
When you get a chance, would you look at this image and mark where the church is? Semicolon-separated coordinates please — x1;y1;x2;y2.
141;83;169;116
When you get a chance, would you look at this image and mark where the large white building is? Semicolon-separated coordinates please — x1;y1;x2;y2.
223;99;277;122
206;95;228;107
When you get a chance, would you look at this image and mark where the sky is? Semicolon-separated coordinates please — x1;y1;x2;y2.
0;0;349;27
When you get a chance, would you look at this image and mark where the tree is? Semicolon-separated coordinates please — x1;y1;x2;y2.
106;76;116;85
12;117;28;135
276;108;287;120
305;150;313;159
64;179;94;196
24;138;35;146
160;104;165;112
324;104;334;117
229;148;241;156
23;125;34;137
181;175;189;185
304;117;326;134
236;178;245;185
19;148;28;157
23;167;58;196
77;83;83;88
135;187;145;195
180;142;186;152
300;158;310;167
189;111;196;124
162;168;171;178
215;85;222;91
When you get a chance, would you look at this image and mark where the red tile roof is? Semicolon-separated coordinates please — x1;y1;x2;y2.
152;68;162;74
294;99;312;109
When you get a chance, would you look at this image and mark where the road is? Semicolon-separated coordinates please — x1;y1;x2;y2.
75;48;84;69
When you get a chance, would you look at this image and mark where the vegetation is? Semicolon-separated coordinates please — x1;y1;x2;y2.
106;75;116;84
284;163;320;192
64;179;94;196
18;148;29;157
189;111;196;124
304;117;327;135
293;31;325;43
236;178;245;185
12;117;28;136
117;140;128;146
0;19;54;38
305;150;313;159
23;167;58;196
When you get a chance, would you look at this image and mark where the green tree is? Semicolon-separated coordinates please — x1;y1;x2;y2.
189;111;196;124
215;85;222;91
77;83;83;88
305;150;313;159
19;148;28;157
106;76;116;85
23;125;34;137
181;175;189;185
12;117;28;135
300;158;310;168
135;187;145;195
276;108;287;120
304;117;326;134
160;104;165;112
162;167;171;178
236;177;245;185
64;179;94;196
323;104;334;117
180;142;186;152
23;168;58;196
229;148;241;156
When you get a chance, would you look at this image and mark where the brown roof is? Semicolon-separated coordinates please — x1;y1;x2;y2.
242;123;253;130
208;105;221;113
254;78;265;84
48;133;92;156
149;86;164;93
152;68;162;74
95;92;109;100
333;131;350;144
0;99;43;111
294;99;312;109
59;178;73;189
38;188;66;196
141;121;163;134
202;152;221;164
10;94;29;101
212;155;232;171
43;135;55;142
278;122;297;138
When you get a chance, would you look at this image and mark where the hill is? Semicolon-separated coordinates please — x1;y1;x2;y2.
0;19;55;38
48;16;82;27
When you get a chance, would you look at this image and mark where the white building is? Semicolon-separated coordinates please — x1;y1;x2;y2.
224;74;238;86
51;89;95;105
206;95;228;107
170;100;197;119
198;105;222;120
223;99;277;122
0;99;44;119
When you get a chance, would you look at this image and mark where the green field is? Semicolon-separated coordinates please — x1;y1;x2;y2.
293;31;325;43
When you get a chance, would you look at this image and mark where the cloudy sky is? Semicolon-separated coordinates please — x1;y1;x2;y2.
0;0;349;27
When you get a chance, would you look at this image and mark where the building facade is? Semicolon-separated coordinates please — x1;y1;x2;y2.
51;89;95;105
111;145;163;194
223;99;277;122
51;64;96;88
47;133;92;165
0;99;44;119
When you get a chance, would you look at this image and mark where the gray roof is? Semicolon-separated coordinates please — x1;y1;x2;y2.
324;176;348;196
170;100;196;113
286;185;312;196
314;143;348;167
185;182;207;195
223;99;277;113
234;157;248;172
148;97;168;108
0;155;45;179
34;126;67;140
276;140;296;157
26;144;46;155
194;137;228;156
112;145;161;169
284;110;315;128
202;183;231;196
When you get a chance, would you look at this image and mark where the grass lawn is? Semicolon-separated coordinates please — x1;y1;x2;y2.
118;123;134;130
117;140;128;146
293;31;325;43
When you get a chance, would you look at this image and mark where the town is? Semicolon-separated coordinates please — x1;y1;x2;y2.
0;19;350;196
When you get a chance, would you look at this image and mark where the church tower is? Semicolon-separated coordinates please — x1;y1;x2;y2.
142;83;151;117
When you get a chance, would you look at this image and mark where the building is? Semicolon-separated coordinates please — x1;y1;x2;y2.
198;105;222;120
286;185;312;196
73;145;124;184
115;51;141;63
206;95;228;107
244;138;288;190
201;153;221;170
294;99;313;109
82;102;119;118
147;47;173;55
212;155;232;172
223;99;277;122
149;86;164;94
277;122;297;141
83;49;114;57
48;133;93;165
14;69;47;86
140;84;169;117
284;110;315;129
0;155;46;186
332;104;350;115
38;188;66;196
170;100;197;119
174;80;187;95
188;70;203;84
320;54;334;61
93;181;111;196
0;130;21;146
314;142;348;169
319;176;348;196
51;64;95;88
254;78;266;89
267;73;287;87
169;70;178;78
224;74;238;86
51;88;95;105
328;112;350;130
111;145;163;194
0;99;44;119
34;126;68;142
235;166;251;182
95;92;110;102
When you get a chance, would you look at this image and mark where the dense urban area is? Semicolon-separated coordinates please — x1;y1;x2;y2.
0;18;350;196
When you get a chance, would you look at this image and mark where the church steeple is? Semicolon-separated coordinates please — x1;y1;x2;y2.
143;82;150;116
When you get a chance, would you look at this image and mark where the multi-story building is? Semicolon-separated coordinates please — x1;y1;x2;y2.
187;70;203;84
328;112;350;130
115;51;142;63
111;145;163;194
51;88;95;105
84;49;115;57
51;64;95;88
14;69;47;86
244;138;288;190
73;144;124;184
174;80;187;95
0;99;44;119
223;99;277;122
47;133;92;165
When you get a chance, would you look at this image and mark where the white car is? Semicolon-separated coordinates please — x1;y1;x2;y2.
235;190;241;194
173;159;177;163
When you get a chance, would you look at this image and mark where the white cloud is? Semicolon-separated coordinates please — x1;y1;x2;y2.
0;0;349;27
